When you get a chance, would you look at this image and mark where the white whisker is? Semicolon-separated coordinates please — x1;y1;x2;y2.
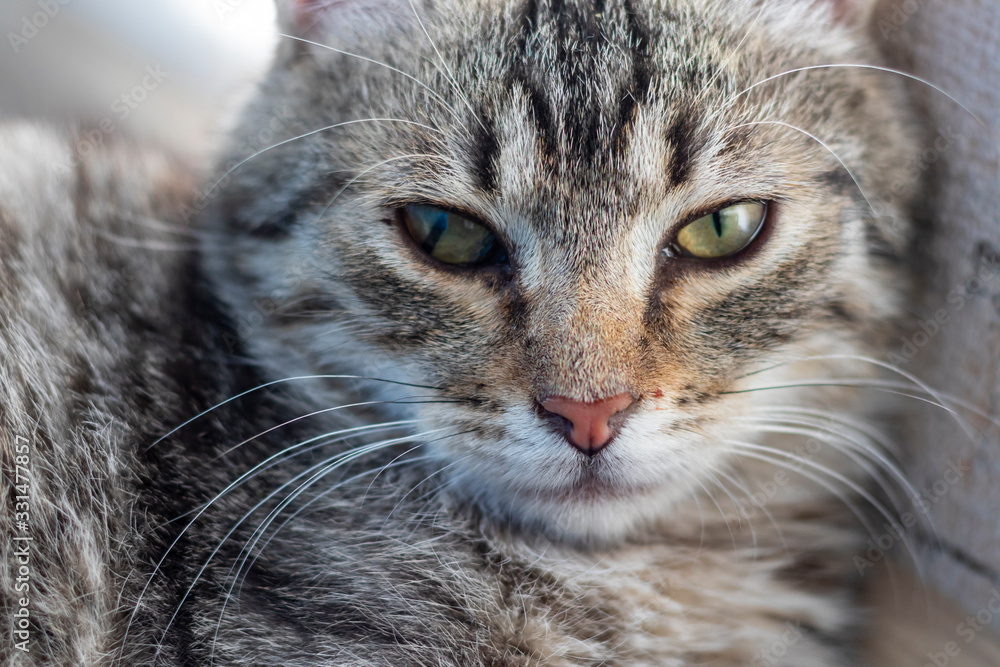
125;417;426;656
727;440;924;587
728;64;989;131
277;33;469;131
145;374;446;451
381;453;476;536
707;470;760;556
715;467;786;552
212;395;458;461
736;417;911;520
211;449;440;663
203;118;445;200
723;379;981;438
724;119;879;218
158;420;420;528
735;353;984;441
313;153;448;225
741;356;1000;431
404;0;486;132
154;427;454;661
695;2;768;107
692;476;739;552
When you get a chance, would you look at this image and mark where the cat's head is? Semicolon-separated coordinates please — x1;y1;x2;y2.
204;0;918;543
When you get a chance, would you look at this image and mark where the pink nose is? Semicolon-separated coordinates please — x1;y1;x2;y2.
539;393;636;455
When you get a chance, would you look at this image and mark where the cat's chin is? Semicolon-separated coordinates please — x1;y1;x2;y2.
523;487;688;546
461;474;686;547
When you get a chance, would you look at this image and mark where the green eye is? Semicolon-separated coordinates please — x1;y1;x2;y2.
673;202;767;259
401;204;504;266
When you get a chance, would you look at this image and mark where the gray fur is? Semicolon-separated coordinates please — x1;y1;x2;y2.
2;0;923;664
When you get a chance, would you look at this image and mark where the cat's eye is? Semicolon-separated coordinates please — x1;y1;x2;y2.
400;204;505;267
671;202;767;259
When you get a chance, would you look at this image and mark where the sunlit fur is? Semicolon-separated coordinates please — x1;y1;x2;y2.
0;0;932;664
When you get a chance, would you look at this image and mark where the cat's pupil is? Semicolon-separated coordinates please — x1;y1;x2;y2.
402;204;500;266
673;202;767;259
419;209;449;252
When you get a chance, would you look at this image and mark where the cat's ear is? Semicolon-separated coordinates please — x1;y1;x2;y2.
274;0;418;41
813;0;878;27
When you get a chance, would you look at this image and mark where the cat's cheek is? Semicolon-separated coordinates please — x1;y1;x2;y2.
330;241;514;366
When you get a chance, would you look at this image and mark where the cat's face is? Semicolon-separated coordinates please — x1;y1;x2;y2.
207;0;916;543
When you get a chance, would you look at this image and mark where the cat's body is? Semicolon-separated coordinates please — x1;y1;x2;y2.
2;0;924;664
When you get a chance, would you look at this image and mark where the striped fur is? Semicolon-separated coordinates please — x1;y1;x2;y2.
1;0;923;664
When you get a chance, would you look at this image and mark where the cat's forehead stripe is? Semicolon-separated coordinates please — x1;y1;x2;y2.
500;0;659;164
471;116;502;195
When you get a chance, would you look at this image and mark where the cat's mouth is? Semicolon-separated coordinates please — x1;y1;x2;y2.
444;396;709;531
529;455;661;502
470;440;695;543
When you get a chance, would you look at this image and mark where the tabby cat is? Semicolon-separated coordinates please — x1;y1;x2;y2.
1;0;926;664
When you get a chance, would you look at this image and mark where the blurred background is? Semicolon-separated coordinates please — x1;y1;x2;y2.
0;0;276;161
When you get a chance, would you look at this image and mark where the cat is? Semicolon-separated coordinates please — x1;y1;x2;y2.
0;0;927;664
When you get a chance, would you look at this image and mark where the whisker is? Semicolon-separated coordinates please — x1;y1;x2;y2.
401;470;470;542
677;475;708;556
145;374;449;451
123;420;427;658
727;444;902;596
157;420;420;527
729;439;903;529
744;410;908;487
313;153;448;225
403;0;486;132
694;2;768;107
723;119;879;219
715;467;786;553
152;428;453;661
864;382;1000;430
753;404;904;456
212;449;439;663
732;353;984;441
229;447;431;582
751;410;899;469
741;410;943;555
727;440;924;585
211;396;461;461
223;431;469;622
692;476;739;552
111;211;208;239
735;417;911;521
707;470;760;556
728;64;989;131
379;448;476;533
202;118;445;200
92;229;198;252
722;379;982;437
276;32;469;132
739;357;1000;431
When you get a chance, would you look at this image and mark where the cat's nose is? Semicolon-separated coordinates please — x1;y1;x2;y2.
539;393;636;456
